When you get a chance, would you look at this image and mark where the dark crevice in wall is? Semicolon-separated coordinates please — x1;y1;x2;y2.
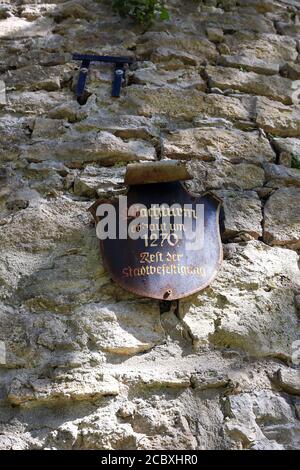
159;299;180;320
159;299;172;314
201;67;211;94
265;133;281;165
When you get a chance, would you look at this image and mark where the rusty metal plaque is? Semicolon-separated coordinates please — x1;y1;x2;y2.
89;182;223;300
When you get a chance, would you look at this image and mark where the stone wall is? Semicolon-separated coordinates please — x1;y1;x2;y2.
0;0;300;450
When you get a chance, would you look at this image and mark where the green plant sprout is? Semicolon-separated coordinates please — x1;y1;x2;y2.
112;0;169;25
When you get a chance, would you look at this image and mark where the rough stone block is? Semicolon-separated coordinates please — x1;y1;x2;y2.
74;166;126;198
224;32;297;64
264;163;300;188
180;241;300;359
125;86;250;121
187;160;265;191
256;97;300;137
216;190;263;240
206;65;294;104
219;55;279;75
272;137;300;167
263;187;300;249
278;369;300;395
162;127;275;163
22;132;156;167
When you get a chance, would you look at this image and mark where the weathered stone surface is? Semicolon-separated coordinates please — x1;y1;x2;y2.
150;48;200;67
206;65;294;104
0;79;6;105
0;304;34;369
191;371;229;390
136;32;218;63
1;0;300;452
264;163;300;188
74;301;164;355
219;55;279;75
7;371;120;406
263;188;300;249
7;91;69;115
0;16;53;39
0;4;12;20
0;434;30;451
74;165;126;198
0;37;70;72
277;22;300;37
200;10;275;33
0;196;86;248
206;27;224;43
49;0;95;21
272;137;300;167
162;128;275;163
46;99;91;123
125;161;192;185
239;0;298;11
75;114;159;140
20;4;54;21
22;132;156;167
281;62;300;80
187;160;265;191
2;65;72;92
277;369;300;396
216;190;263;240
224;32;297;64
27;161;69;177
255;97;300;137
225;391;300;450
31;117;70;140
180;241;300;358
192;116;235;129
0;114;30;161
131;64;206;91
125;86;250;121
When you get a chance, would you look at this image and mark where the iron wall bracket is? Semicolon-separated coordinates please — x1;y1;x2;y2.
72;53;134;104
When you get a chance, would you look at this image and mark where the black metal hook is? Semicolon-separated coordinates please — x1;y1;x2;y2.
72;54;134;104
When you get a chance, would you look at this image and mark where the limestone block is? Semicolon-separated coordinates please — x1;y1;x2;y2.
74;165;126;198
180;241;300;358
74;301;164;355
206;65;294;104
264;163;300;188
126;86;250;121
2;65;72;92
256;97;300;137
272;137;300;167
22;132;156;167
224;31;297;63
187;160;265;191
0;16;53;39
219;55;279;75
216;190;263;240
162;127;275;163
278;369;300;395
136;32;218;62
263;187;300;249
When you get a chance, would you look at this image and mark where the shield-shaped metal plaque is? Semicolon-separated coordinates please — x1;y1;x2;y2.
89;182;222;300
